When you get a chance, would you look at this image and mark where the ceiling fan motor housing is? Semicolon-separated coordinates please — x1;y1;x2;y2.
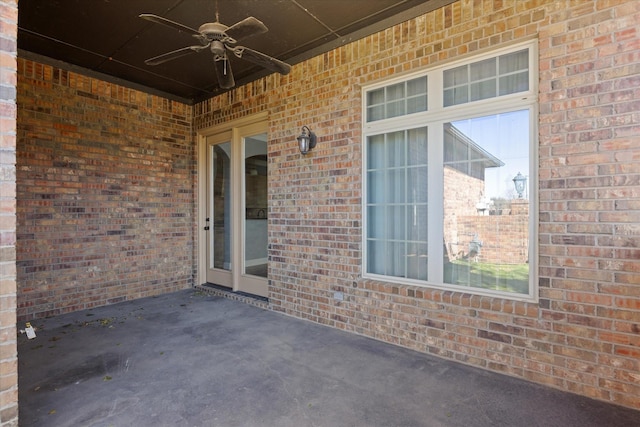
198;22;234;42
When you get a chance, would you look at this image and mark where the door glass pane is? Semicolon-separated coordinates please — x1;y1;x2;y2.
212;143;231;271
244;134;268;278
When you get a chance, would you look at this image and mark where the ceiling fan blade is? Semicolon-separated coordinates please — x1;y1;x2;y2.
139;13;202;37
233;46;292;75
225;17;268;42
214;57;235;89
145;45;207;66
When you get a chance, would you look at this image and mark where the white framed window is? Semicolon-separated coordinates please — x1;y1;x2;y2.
367;75;428;122
362;40;538;301
443;48;529;106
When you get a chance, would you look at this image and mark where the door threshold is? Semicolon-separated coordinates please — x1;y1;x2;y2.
195;283;269;310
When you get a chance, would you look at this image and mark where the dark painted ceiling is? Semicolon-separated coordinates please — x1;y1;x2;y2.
18;0;454;104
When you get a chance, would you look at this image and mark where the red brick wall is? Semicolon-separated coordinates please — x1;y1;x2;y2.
537;0;640;408
0;0;18;424
443;166;485;260
443;159;530;265
16;60;195;320
194;0;640;409
456;202;529;265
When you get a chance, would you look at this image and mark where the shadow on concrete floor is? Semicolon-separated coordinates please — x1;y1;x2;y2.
18;289;639;427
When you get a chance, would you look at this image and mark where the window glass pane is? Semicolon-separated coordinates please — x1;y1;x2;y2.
443;89;455;107
366;77;427;121
367;134;385;169
406;242;428;280
388;206;405;240
367;205;385;239
388;169;406;203
386;82;405;100
407;127;428;165
499;73;529;96
444;48;529;107
407;76;427;96
407;204;428;241
367;88;385;105
454;87;468;105
470;58;496;81
365;128;429;281
386;100;405;118
443;110;530;294
498;49;528;95
407;96;427;115
367;105;385;122
406;167;427;203
367;170;385;203
443;87;468;107
444;65;467;87
389;242;406;277
386;131;406;167
368;240;386;275
470;80;497;102
499;49;528;74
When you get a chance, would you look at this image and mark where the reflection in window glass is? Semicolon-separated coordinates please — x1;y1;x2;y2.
443;110;529;294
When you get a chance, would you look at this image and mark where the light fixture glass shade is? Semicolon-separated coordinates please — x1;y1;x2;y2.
296;126;317;155
297;134;310;154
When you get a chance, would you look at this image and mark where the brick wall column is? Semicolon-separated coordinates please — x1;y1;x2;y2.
0;0;18;425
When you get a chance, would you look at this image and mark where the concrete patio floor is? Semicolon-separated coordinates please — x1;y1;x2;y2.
18;288;639;427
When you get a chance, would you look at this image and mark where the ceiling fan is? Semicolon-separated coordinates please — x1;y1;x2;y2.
139;12;291;89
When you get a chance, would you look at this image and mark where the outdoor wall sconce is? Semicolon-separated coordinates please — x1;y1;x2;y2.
513;172;527;198
296;126;317;155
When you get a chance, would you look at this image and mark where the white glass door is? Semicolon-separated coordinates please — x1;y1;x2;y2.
237;131;268;296
205;133;233;288
204;123;268;297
